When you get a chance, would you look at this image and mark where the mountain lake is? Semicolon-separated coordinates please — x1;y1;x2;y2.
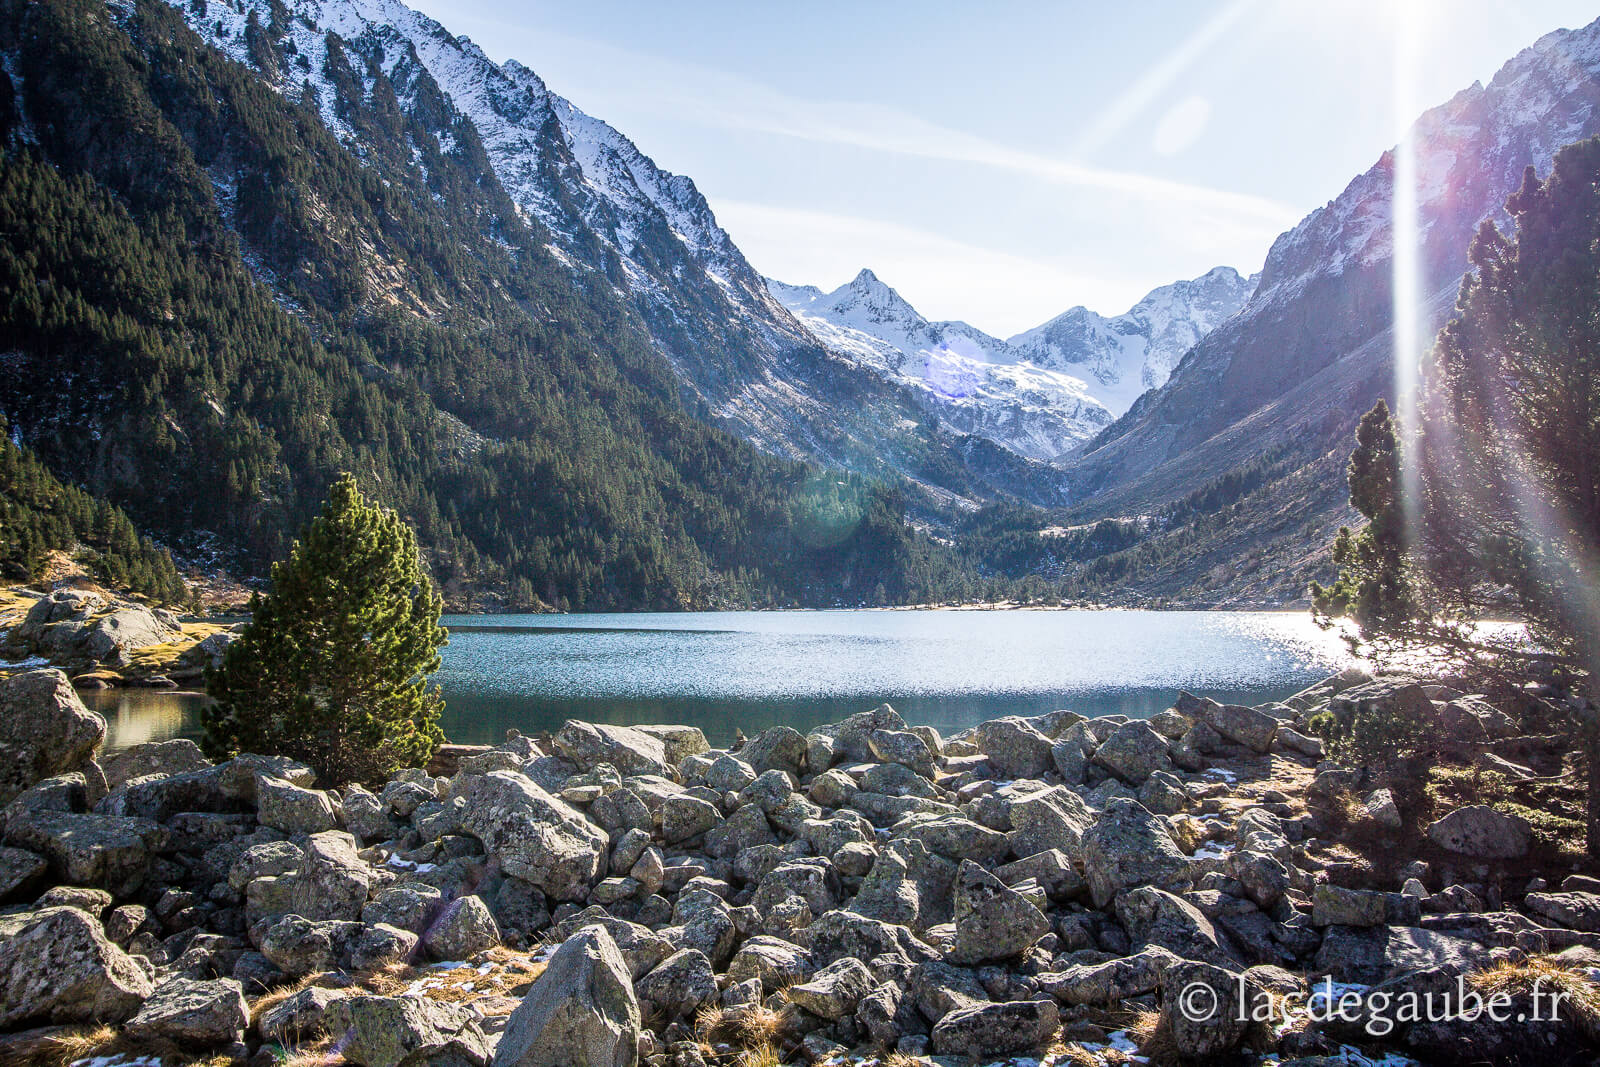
84;609;1359;754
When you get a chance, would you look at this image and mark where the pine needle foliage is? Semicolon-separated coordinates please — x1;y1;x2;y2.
203;474;446;785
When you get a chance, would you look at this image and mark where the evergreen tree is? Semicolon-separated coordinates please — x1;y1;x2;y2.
1310;400;1413;644
203;474;447;785
1313;136;1600;854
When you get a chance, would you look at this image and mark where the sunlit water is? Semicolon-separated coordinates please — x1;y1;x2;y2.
86;609;1359;753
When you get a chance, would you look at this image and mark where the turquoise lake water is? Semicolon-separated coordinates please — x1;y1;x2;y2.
86;609;1356;753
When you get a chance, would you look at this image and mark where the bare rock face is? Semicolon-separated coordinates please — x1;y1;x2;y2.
493;924;640;1067
0;669;105;808
0;905;153;1027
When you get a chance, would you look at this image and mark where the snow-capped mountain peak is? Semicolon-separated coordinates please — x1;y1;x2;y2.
767;264;1255;460
1007;266;1258;415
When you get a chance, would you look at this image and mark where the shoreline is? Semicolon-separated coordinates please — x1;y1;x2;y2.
2;664;1595;1065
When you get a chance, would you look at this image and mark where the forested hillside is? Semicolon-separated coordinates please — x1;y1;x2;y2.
0;416;187;602
0;0;970;609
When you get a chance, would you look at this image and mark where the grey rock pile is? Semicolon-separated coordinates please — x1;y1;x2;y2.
0;666;1596;1066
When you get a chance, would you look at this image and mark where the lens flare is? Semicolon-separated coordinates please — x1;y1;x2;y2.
1392;0;1424;528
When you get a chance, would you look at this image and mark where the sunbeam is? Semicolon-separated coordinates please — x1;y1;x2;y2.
1393;0;1427;529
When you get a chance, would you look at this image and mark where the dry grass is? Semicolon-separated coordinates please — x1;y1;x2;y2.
26;1029;202;1067
406;947;547;1007
1469;955;1600;1039
736;1043;782;1067
274;1035;338;1066
355;958;420;995
1058;1046;1112;1067
31;1025;117;1067
247;971;328;1025
694;1003;791;1065
1126;1009;1177;1066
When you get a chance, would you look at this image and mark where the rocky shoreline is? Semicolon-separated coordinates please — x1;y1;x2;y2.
1;587;239;690
0;665;1597;1066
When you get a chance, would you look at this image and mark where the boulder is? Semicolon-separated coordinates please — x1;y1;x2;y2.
549;910;674;980
553;721;673;779
1314;924;1493;984
786;957;875;1020
866;729;936;778
804;909;939;968
1038;946;1179;1005
738;726;807;778
1079;798;1189;907
816;704;907;766
1178;692;1277;752
424;895;501;961
0;845;48;902
452;771;608;901
0;670;105;808
726;935;813;992
946;859;1049;965
125;976;248;1045
256;775;338;835
1161;959;1246;1058
0;906;152;1026
1313;885;1421;928
493;925;640;1067
11;592;179;670
974;717;1054;778
3;808;165;897
658;793;722;844
635;948;716;1019
1524;891;1600;933
1426;805;1532;859
324;994;490;1067
258;984;355;1045
1006;785;1096;860
258;915;417;977
1091;721;1172;784
287;831;374;922
929;999;1060;1059
99;738;211;790
1116;886;1241;968
632;724;709;766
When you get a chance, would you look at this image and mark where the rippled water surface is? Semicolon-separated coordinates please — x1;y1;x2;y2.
89;609;1357;752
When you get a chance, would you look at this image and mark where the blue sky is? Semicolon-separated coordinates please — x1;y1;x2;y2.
410;0;1599;335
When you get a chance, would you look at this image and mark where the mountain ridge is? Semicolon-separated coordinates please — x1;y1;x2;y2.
767;264;1256;461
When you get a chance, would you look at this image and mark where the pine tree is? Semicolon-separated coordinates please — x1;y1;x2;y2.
1310;399;1413;642
202;474;447;785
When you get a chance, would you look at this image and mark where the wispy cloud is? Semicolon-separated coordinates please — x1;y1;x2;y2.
434;11;1299;231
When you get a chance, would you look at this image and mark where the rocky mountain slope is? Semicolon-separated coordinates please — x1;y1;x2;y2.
771;272;1114;461
1009;266;1260;416
0;0;1021;611
153;0;1059;508
1067;16;1600;510
1035;15;1600;604
770;266;1255;461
